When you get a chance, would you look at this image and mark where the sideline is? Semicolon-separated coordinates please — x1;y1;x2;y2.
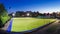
6;19;13;32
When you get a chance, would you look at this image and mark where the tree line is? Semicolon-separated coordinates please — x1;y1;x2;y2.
9;11;60;18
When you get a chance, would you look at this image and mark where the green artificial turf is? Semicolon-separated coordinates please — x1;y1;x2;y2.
11;17;55;32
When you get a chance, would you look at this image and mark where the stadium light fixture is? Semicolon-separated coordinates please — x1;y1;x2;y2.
27;13;30;16
12;13;15;17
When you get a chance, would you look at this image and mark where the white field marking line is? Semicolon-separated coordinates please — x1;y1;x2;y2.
13;18;34;19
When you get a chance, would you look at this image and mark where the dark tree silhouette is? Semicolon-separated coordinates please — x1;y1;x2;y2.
0;3;8;27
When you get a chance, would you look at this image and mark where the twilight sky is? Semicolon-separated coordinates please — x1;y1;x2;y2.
0;0;60;13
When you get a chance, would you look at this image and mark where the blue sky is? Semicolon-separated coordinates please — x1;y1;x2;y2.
0;0;60;13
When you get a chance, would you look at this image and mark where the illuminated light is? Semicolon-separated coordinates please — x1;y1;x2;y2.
12;13;15;16
27;13;29;16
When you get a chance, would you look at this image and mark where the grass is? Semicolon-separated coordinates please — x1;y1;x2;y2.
11;17;55;32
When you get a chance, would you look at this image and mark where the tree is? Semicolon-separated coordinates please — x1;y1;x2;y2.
0;3;8;16
52;12;56;18
0;3;8;27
